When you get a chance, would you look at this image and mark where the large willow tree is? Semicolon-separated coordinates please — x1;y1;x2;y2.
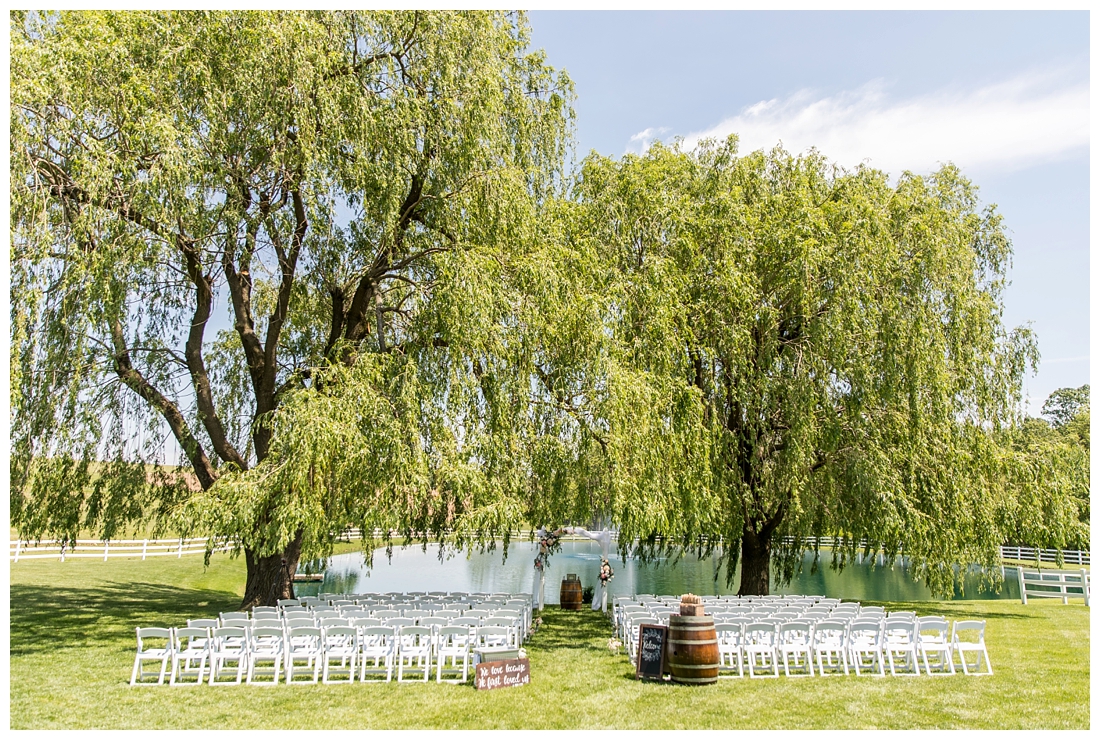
570;139;1041;596
10;10;573;606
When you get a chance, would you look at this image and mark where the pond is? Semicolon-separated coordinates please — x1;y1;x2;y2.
302;539;1021;602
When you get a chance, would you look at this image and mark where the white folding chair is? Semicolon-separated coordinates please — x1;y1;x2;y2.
246;626;284;685
917;617;955;676
847;619;885;677
286;626;323;684
715;623;744;678
131;627;172;686
494;610;525;643
882;617;921;676
170;627;210;685
358;626;396;682
464;609;491;625
397;626;433;682
951;620;992;676
484;617;520;648
812;619;849;676
322;625;357;683
474;625;512;652
742;622;779;678
285;614;315;626
208;626;248;685
436;625;473;684
777;621;815;677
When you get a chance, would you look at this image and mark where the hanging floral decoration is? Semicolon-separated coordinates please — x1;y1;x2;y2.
599;557;615;583
533;530;561;572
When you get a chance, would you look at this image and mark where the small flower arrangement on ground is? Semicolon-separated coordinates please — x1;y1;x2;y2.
599;558;614;584
607;637;622;654
532;616;544;632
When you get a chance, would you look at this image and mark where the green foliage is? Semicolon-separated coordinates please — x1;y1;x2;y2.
1002;388;1090;552
10;10;573;560
10;11;1074;599
565;138;1041;596
1041;384;1089;428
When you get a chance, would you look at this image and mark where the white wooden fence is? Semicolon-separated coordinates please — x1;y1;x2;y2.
10;529;1091;571
999;545;1090;566
1017;567;1091;606
9;537;233;562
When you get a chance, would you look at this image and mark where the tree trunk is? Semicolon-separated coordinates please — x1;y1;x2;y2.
240;529;305;608
738;522;772;596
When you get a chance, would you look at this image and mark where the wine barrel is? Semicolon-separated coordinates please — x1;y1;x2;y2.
667;614;719;685
560;578;583;610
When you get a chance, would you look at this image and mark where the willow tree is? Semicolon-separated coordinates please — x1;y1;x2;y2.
572;138;1039;596
10;10;572;606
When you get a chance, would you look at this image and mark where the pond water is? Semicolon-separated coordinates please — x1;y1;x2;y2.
303;539;1020;603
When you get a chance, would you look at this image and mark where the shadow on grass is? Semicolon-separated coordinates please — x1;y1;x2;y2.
10;582;240;657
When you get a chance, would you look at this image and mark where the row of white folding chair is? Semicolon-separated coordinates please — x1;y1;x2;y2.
132;625;350;685
136;623;495;685
198;611;526;644
357;625;515;683
713;618;988;678
248;614;525;648
309;601;528;619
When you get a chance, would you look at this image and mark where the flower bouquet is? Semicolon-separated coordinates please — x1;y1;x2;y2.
599;558;614;584
533;530;562;572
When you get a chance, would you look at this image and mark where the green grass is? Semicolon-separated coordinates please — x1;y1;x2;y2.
9;555;1090;729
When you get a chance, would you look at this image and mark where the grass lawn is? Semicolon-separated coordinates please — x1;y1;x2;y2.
9;554;1090;729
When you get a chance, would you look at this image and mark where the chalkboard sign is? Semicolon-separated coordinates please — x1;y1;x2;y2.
635;623;668;680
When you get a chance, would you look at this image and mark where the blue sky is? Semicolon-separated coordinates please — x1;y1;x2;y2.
528;10;1090;415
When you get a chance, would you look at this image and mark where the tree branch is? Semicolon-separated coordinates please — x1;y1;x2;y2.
109;315;218;491
179;234;248;472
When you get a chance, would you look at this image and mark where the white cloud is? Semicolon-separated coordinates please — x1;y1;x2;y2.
680;69;1089;176
626;126;670;154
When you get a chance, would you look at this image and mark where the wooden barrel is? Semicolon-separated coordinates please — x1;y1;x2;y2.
667;614;719;685
560;578;583;610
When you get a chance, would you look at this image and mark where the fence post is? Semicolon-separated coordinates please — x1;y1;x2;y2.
60;542;66;563
14;540;21;563
104;541;109;561
178;538;184;558
142;539;148;560
1018;566;1027;605
1081;569;1090;607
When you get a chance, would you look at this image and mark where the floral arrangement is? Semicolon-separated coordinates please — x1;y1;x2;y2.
533;529;561;572
599;558;615;584
607;637;622;654
533;616;544;632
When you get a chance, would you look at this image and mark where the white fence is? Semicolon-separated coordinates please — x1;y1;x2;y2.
1017;567;1091;606
10;529;1091;569
999;545;1089;566
9;537;234;562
